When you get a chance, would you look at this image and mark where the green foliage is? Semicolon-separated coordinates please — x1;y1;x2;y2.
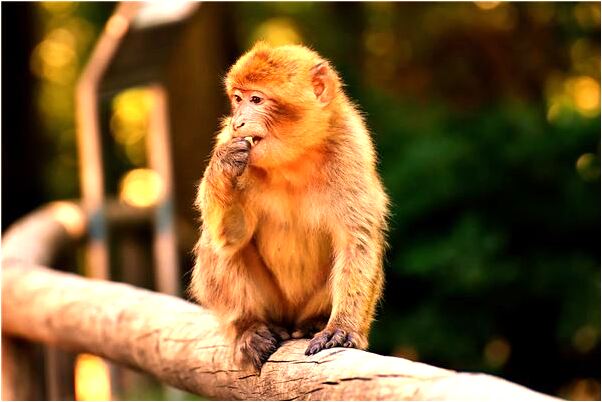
365;92;600;385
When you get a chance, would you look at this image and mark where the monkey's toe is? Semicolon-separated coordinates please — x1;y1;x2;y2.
305;328;365;355
238;323;281;370
341;331;365;348
305;330;330;355
324;328;348;349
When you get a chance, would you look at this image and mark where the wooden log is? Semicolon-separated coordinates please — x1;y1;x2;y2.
1;262;559;401
1;202;561;400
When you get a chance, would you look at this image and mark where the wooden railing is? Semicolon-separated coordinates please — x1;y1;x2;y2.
1;202;561;401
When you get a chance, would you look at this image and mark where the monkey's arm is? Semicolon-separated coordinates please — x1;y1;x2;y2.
196;139;257;255
307;177;388;354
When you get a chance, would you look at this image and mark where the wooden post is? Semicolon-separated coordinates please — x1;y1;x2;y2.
147;84;179;296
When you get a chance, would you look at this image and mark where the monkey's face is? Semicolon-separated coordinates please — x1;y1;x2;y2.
224;43;342;169
228;88;272;164
228;87;313;168
230;88;269;143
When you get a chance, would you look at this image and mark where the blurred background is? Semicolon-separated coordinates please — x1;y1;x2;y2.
2;2;600;401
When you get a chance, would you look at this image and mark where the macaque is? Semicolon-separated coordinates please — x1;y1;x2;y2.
190;42;389;369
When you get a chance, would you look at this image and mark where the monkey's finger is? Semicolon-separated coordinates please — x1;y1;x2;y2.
305;342;324;356
254;340;278;358
305;331;331;355
231;148;251;159
256;339;278;359
254;325;274;340
256;327;280;351
343;335;357;348
242;331;279;370
228;148;251;160
342;332;364;349
230;138;252;151
324;328;347;349
250;352;263;371
223;147;251;165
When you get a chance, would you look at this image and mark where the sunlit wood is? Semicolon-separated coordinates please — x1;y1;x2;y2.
75;2;141;280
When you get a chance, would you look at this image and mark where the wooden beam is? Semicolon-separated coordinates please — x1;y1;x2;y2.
1;203;560;401
1;264;558;401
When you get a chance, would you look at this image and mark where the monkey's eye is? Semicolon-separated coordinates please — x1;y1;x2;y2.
234;95;242;103
250;95;262;104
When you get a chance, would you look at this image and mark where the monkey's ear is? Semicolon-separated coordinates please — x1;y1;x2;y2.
311;62;336;105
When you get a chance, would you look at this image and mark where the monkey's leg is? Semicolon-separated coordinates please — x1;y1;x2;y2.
306;240;384;355
193;239;288;369
193;260;286;370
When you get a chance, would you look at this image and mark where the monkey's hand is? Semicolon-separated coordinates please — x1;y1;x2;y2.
237;323;290;370
305;326;367;355
214;138;251;181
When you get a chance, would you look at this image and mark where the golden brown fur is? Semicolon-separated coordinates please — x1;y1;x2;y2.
190;43;389;369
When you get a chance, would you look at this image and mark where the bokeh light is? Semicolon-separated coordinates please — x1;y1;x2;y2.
119;168;164;208
560;378;601;401
30;3;102;200
30;28;77;84
74;354;111;401
40;1;78;16
475;2;501;11
49;201;85;237
252;18;302;46
573;3;601;30
570;39;600;77
484;337;511;368
566;76;601;117
572;324;599;354
364;31;396;58
110;88;153;166
392;345;419;361
546;75;601;123
576;153;600;182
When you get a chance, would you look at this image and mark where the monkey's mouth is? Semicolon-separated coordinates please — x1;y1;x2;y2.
243;136;263;147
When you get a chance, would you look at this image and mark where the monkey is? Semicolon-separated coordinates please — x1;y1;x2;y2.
190;42;389;370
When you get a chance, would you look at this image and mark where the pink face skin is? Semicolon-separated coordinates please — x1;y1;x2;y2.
229;88;272;164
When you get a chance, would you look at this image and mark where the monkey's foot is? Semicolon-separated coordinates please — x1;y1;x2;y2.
305;328;366;355
238;323;287;370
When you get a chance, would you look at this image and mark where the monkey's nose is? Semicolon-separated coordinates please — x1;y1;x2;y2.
233;120;245;130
